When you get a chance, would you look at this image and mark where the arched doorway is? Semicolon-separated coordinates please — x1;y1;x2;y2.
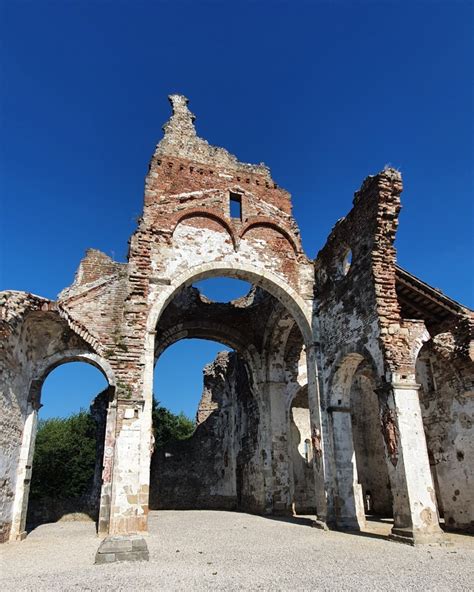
350;361;393;518
9;352;115;541
147;271;326;519
150;337;262;512
329;352;391;529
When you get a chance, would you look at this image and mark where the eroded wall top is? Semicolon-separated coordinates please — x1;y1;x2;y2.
141;94;305;261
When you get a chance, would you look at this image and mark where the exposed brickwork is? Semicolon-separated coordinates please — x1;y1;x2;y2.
0;94;471;547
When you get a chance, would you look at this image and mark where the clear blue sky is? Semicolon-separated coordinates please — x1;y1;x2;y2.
1;1;472;418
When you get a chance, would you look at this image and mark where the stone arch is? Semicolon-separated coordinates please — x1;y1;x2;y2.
239;218;300;256
9;351;115;541
350;361;393;517
328;353;365;408
156;321;250;360
262;306;297;384
147;263;312;345
283;323;306;393
154;320;262;395
150;281;265;514
327;347;380;408
286;375;308;414
328;349;391;528
258;308;311;515
145;263;327;520
30;350;116;403
172;209;237;250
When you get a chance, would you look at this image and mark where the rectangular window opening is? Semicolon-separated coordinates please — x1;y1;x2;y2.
229;192;242;220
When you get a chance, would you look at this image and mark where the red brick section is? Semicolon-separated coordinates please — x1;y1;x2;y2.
103;131;307;397
38;95;310;400
142;154;301;248
315;168;410;378
73;249;122;286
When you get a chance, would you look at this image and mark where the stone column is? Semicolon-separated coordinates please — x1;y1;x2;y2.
97;400;117;536
378;380;444;544
9;403;39;541
306;344;329;526
108;399;149;535
329;407;366;529
95;397;152;564
267;381;292;514
255;379;274;514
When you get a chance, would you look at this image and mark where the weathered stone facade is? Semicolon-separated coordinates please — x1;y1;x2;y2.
1;95;472;558
150;351;263;513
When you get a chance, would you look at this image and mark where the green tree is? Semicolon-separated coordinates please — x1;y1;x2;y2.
30;410;96;500
30;400;195;501
152;397;195;448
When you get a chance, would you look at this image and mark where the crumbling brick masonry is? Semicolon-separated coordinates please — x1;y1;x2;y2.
1;95;472;559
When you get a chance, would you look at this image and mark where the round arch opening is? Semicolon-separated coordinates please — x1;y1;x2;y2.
147;263;313;347
148;267;318;518
150;334;261;513
11;356;114;541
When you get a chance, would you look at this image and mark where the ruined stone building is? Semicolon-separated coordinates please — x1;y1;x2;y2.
1;95;473;561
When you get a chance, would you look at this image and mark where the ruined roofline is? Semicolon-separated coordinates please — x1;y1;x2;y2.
0;290;102;351
352;166;402;205
153;94;273;180
313;167;403;265
189;285;269;308
0;291;53;329
58;248;126;301
0;289;52;302
395;265;472;317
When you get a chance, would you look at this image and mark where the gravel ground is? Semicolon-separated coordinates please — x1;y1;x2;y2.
1;510;473;591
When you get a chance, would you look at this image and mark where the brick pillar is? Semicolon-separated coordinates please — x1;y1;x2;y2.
329;407;366;529
378;381;444;544
95;334;154;563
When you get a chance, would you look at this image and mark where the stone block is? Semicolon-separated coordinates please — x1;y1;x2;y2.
95;535;149;564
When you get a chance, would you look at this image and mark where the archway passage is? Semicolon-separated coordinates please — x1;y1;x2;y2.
416;339;473;532
10;356;114;541
149;276;321;518
150;340;261;512
26;362;109;531
329;353;392;530
350;361;393;518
